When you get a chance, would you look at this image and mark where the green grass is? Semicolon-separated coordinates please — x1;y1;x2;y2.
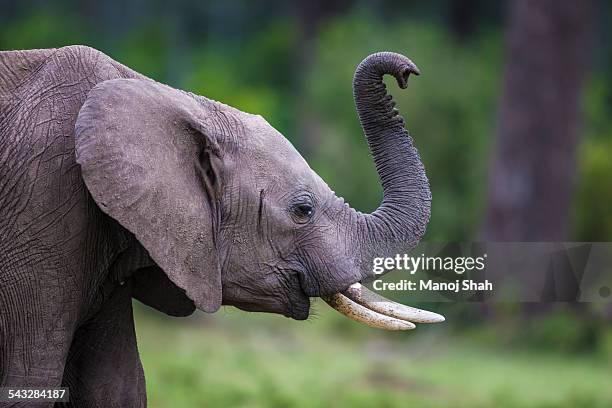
134;304;612;408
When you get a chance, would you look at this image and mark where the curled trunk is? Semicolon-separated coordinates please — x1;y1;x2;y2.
353;52;431;247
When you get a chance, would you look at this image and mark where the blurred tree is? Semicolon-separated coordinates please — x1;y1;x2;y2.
483;0;594;241
482;0;602;336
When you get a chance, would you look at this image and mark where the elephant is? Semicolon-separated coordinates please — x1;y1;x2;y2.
0;46;443;407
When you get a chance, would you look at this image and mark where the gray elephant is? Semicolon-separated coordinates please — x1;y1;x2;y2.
0;46;442;407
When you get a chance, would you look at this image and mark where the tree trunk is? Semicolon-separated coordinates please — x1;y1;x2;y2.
483;0;593;242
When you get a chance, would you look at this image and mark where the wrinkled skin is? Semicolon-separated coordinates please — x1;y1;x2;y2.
0;46;430;407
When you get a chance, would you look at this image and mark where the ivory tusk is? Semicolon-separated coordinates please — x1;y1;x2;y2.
322;293;415;331
343;283;445;324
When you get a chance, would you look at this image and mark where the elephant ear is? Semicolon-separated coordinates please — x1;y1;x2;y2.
75;78;222;312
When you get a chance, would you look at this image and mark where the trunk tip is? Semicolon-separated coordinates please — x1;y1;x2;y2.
397;63;420;89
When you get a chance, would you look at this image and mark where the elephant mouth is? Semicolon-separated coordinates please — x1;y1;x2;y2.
288;290;311;321
321;283;444;331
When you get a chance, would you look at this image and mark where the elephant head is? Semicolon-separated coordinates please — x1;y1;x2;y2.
75;52;443;330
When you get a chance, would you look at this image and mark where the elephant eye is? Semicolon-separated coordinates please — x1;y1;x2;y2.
291;202;314;224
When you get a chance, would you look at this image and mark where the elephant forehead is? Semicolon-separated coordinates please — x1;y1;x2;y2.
240;115;312;176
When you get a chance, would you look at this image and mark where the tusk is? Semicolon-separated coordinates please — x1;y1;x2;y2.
343;283;445;324
322;293;415;331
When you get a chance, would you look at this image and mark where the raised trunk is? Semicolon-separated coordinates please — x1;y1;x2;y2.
323;52;443;330
353;52;431;249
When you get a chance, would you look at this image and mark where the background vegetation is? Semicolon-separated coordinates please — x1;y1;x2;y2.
2;1;611;407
